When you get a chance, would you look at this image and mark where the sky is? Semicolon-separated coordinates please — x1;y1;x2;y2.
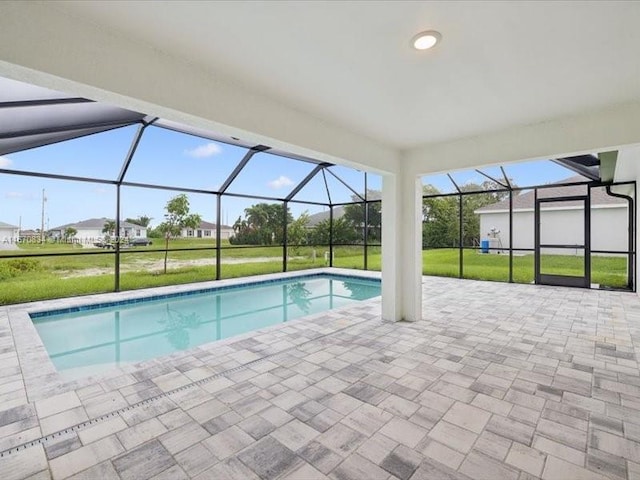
0;122;581;231
422;161;581;194
0;125;381;230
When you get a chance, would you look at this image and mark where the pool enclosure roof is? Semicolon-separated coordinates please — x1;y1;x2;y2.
0;77;376;205
0;75;614;206
422;152;615;198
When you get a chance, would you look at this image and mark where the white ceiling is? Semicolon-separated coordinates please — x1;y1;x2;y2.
53;1;640;150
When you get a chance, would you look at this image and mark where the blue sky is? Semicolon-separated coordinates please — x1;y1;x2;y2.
422;161;580;194
0;126;377;230
0;123;578;230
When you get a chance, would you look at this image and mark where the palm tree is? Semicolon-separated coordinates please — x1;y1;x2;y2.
245;204;269;230
125;215;152;228
233;216;247;233
64;227;77;242
102;219;116;242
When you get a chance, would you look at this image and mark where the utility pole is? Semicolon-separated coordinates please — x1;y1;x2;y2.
40;188;46;244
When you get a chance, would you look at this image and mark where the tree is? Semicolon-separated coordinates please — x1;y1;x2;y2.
64;227;77;242
287;212;310;255
422;181;517;248
146;227;163;239
125;215;152;228
307;218;330;245
308;217;358;245
102;220;116;242
230;203;292;245
232;216;247;234
343;190;382;243
422;191;459;248
156;194;202;273
365;201;382;242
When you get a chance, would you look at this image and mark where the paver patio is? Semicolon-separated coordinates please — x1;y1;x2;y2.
1;275;639;480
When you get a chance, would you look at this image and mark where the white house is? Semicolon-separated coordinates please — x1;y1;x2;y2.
49;218;147;245
475;179;628;255
0;221;19;243
181;220;234;240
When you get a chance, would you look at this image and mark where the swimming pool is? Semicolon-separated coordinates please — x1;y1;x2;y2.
31;274;380;377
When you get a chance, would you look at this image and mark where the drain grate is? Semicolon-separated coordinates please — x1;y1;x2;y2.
0;314;374;458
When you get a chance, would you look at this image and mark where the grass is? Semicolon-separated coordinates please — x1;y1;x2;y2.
0;241;358;304
421;248;628;288
0;271;115;304
0;241;629;305
1;261;320;304
2;239;322;266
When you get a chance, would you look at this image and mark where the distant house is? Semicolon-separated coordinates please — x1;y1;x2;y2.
19;229;39;240
306;206;345;227
181;220;234;240
0;221;19;241
475;178;628;254
49;218;147;245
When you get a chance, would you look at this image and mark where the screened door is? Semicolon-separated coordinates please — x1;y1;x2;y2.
535;196;590;288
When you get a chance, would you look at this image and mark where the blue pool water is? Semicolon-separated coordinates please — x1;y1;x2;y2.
31;274;380;377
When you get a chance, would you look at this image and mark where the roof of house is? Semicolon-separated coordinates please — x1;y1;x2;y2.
203;220;232;229
50;217;145;230
475;176;626;213
306;206;346;227
0;221;19;229
188;221;233;230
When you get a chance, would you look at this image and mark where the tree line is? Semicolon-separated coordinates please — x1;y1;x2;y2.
108;179;509;254
230;192;382;247
422;180;512;248
84;179;508;255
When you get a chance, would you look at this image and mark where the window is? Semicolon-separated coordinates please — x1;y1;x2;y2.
187;230;194;237
204;230;211;237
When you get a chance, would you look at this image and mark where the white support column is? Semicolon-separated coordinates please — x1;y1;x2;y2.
381;171;423;322
613;145;640;295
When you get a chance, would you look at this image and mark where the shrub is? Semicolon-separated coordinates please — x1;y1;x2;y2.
0;258;43;280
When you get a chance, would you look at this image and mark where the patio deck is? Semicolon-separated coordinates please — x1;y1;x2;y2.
1;276;639;480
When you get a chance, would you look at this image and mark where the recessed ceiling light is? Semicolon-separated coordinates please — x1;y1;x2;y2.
412;30;441;50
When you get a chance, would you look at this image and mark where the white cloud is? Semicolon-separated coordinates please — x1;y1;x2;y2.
4;191;35;201
184;142;222;158
0;156;12;168
268;175;294;189
5;192;24;199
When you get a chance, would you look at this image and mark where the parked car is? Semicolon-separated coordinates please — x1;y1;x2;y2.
129;238;152;246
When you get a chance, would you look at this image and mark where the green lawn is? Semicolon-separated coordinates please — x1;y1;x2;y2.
0;240;365;304
0;241;628;305
421;248;628;288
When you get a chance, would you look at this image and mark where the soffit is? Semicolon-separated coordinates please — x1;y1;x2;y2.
55;1;640;149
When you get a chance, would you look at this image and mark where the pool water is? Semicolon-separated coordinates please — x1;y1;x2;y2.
32;275;380;378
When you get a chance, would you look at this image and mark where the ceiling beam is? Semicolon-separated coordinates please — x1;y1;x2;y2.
405;101;640;177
